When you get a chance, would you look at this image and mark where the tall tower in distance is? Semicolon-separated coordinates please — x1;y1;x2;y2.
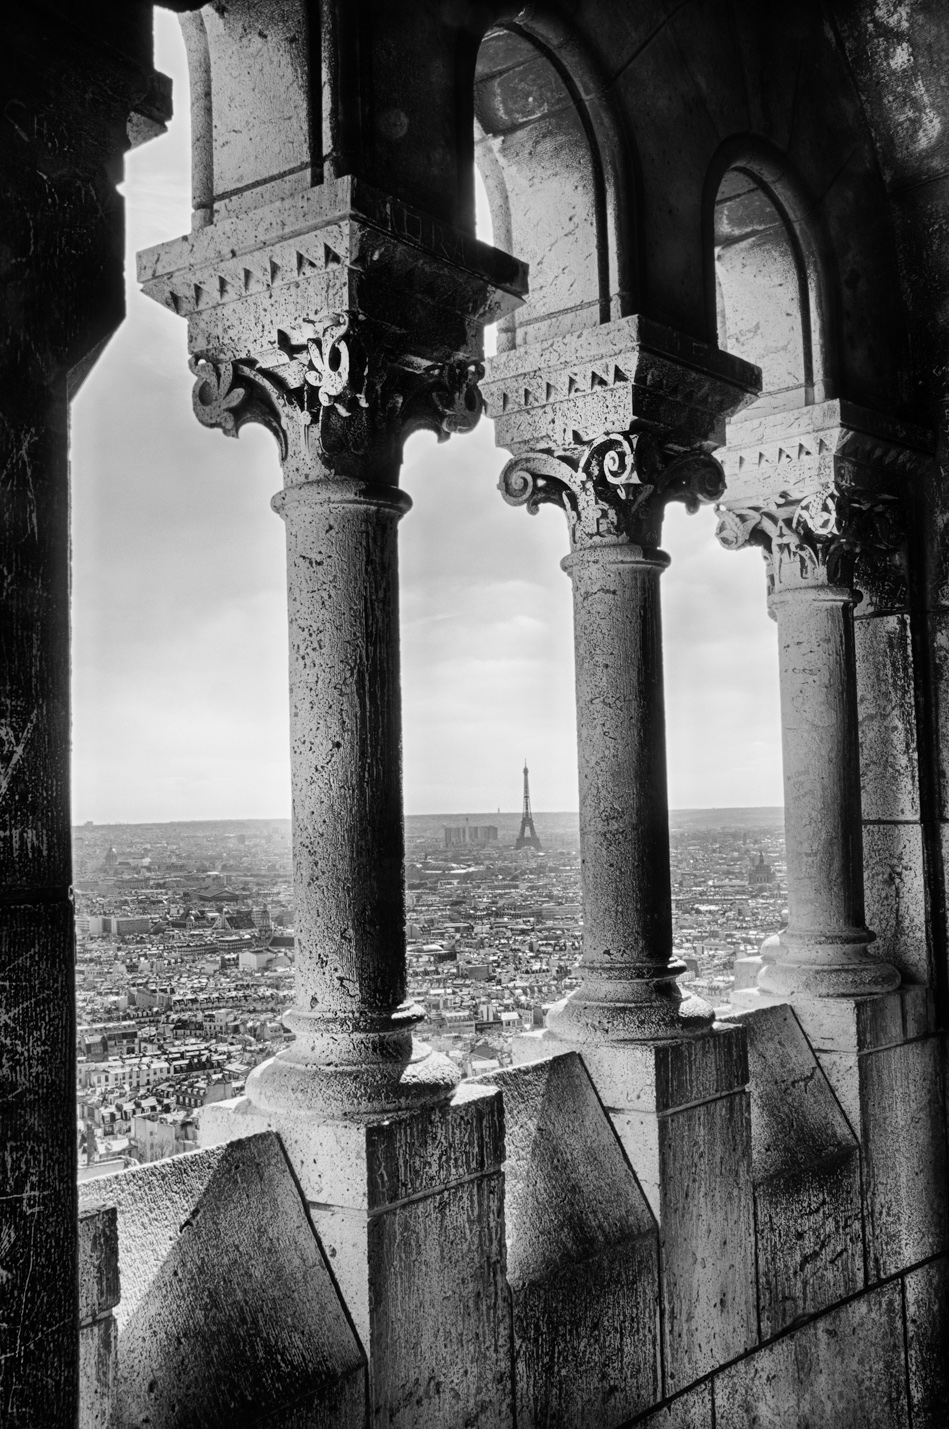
515;760;542;849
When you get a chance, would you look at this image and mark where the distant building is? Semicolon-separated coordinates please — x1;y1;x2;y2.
444;825;499;847
748;852;776;888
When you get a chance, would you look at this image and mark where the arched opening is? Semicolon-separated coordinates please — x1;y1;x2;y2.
474;26;606;350
710;155;833;410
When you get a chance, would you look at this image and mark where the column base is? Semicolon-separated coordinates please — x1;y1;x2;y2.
245;1032;460;1122
545;965;715;1044
756;931;902;999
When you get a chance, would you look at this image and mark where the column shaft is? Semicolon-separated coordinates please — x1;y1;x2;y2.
247;477;457;1117
760;583;900;997
547;541;713;1043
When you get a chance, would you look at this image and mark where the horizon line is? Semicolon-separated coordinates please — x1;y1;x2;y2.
72;804;786;827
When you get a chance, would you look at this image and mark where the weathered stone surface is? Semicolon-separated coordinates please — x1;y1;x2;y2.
713;1281;908;1428
476;1054;659;1427
859;1036;949;1279
483;315;758;454
78;1207;119;1429
78;1318;117;1429
78;1135;365;1429
78;1206;119;1324
660;1091;756;1391
626;1382;713;1428
904;1256;949;1428
201;1085;512;1428
854;614;919;821
862;820;931;984
369;1175;511;1429
725;1004;862;1336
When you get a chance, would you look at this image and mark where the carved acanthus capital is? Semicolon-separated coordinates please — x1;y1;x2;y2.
499;429;726;549
190;313;486;481
715;485;905;599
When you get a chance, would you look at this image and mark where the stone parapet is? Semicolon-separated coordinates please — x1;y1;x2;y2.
200;1085;512;1428
474;1053;660;1428
512;1027;756;1394
77;1135;365;1429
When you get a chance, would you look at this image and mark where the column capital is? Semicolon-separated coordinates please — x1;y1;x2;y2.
499;429;727;549
139;176;528;478
715;400;935;605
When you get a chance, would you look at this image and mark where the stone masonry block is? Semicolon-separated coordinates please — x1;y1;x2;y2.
78;1206;120;1429
863;820;931;984
78;1206;119;1325
860;1036;949;1279
660;1091;756;1392
904;1256;949;1428
774;989;947;1280
929;613;949;820
627;1382;714;1428
723;1005;862;1337
581;1023;748;1114
79;1317;117;1429
368;1172;510;1429
476;1054;660;1427
543;1029;755;1394
78;1134;366;1429
200;1084;512;1429
854;613;919;821
713;1280;908;1428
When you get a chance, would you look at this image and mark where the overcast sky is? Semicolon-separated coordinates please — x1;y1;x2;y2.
69;11;783;824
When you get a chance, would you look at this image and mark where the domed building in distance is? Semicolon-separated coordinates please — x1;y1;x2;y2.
748;851;775;890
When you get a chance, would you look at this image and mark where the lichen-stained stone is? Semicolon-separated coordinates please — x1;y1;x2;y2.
78;1206;119;1326
723;1004;862;1337
625;1381;713;1428
77;1134;365;1429
862;821;931;985
904;1256;949;1428
369;1174;508;1428
791;989;948;1280
79;1317;117;1429
854;613;919;822
859;1036;948;1279
201;1083;512;1429
713;1281;908;1428
581;1028;756;1394
78;1208;119;1429
474;1053;659;1429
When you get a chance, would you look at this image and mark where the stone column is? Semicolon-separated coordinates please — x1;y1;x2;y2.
716;441;903;1000
484;319;761;1385
545;526;712;1041
766;570;898;997
718;403;948;1294
142;187;526;1427
252;473;458;1117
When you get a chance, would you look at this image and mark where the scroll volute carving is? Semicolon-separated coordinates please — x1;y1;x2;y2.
189;311;487;481
499;429;726;549
715;486;906;602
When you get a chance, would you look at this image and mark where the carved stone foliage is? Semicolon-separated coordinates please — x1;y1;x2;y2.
190;311;485;479
715;486;905;599
498;429;726;548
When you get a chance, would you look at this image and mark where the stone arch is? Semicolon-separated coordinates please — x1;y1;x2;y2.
703;139;835;413
472;15;635;352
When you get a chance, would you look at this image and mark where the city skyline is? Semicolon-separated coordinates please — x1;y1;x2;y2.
69;10;783;826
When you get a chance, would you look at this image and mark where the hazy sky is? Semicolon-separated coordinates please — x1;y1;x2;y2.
69;11;783;823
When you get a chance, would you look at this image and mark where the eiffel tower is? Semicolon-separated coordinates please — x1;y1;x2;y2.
515;760;541;849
